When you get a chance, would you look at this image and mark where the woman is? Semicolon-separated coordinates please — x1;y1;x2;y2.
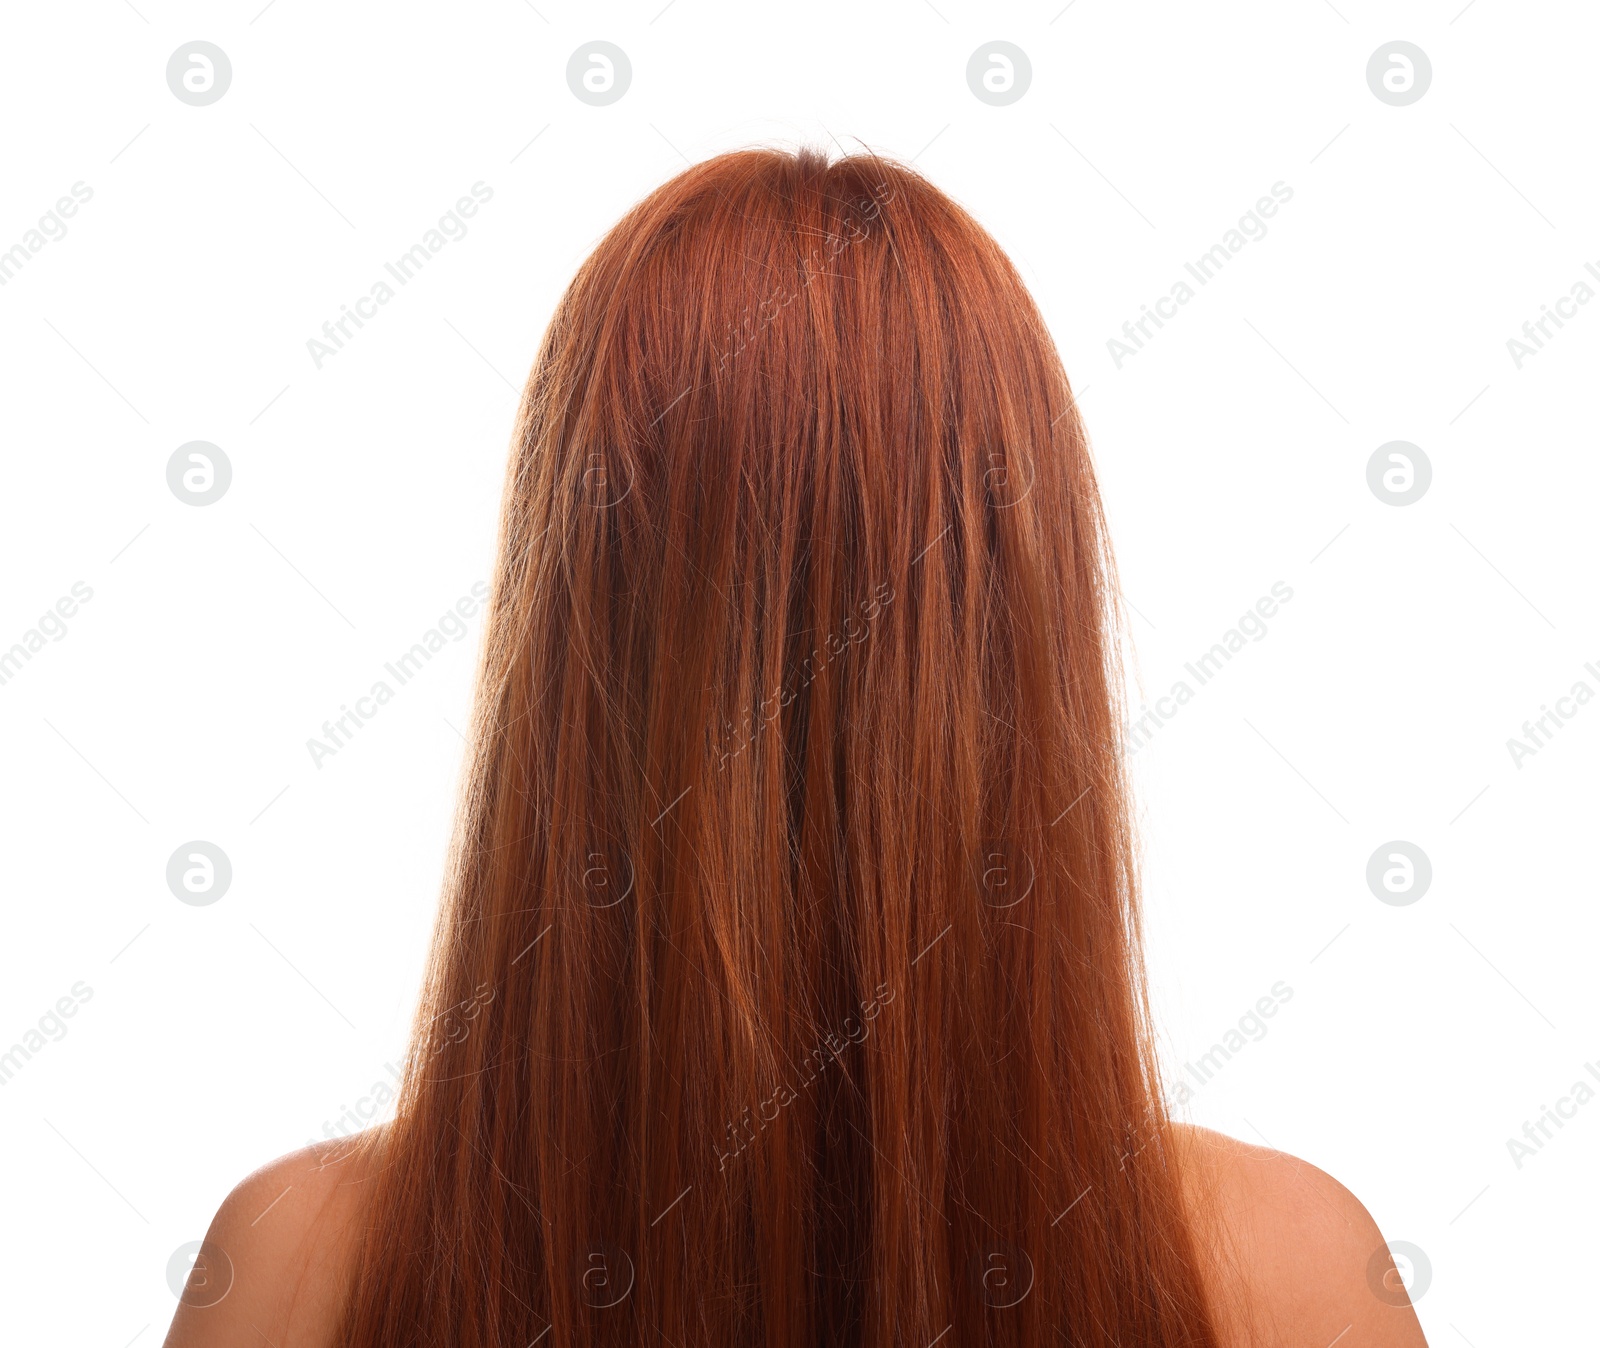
166;148;1427;1348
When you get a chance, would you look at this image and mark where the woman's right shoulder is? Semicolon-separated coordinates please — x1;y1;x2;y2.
162;1124;388;1348
1167;1122;1429;1348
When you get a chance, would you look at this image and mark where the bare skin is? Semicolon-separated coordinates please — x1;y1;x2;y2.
163;1122;1427;1347
162;1133;376;1348
1167;1125;1430;1347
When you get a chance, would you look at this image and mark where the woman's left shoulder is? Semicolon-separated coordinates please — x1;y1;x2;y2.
162;1125;386;1348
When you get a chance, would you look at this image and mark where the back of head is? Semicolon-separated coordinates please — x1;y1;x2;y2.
340;146;1219;1348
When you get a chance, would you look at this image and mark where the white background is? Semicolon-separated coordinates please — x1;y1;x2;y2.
1;1;1594;1343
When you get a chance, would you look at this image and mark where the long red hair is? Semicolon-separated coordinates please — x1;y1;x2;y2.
338;146;1220;1348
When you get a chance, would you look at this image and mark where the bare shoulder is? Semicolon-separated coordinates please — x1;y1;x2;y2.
162;1125;386;1348
1167;1122;1429;1348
